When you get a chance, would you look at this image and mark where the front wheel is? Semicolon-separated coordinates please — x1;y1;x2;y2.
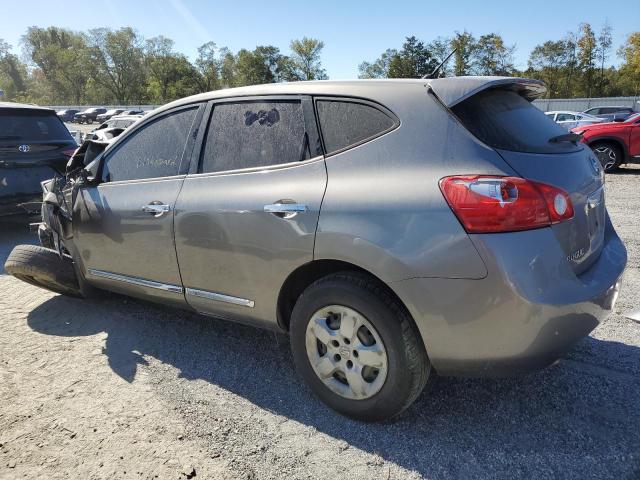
290;272;430;421
592;142;622;172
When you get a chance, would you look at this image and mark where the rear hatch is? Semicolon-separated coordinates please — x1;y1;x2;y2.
433;79;605;274
0;108;76;199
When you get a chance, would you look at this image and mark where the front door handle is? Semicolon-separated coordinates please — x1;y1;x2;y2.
142;202;171;218
264;202;308;219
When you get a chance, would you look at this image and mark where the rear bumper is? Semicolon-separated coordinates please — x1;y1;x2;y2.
392;216;626;377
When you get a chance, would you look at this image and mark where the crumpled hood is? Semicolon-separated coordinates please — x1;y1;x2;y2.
426;76;547;107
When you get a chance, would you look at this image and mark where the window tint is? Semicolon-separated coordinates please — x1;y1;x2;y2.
201;100;309;173
316;100;396;154
102;107;197;182
452;89;580;154
0;110;72;141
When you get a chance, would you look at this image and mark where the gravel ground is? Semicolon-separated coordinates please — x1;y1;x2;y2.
1;167;639;480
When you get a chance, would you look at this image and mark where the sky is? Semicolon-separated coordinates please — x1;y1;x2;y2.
2;0;639;78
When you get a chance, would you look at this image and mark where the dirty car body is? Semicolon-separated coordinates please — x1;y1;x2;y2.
32;77;626;419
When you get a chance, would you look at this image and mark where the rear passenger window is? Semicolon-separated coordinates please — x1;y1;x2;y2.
316;100;397;155
201;100;309;173
102;107;197;182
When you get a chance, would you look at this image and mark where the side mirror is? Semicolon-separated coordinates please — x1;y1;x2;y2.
84;154;105;185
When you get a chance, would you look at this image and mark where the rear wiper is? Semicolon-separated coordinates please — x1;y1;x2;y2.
0;135;20;140
548;132;583;144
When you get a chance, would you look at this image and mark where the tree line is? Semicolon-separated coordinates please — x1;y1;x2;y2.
359;24;639;98
0;27;327;104
0;23;638;105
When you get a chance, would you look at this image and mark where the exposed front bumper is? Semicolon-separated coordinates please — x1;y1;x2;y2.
391;216;627;377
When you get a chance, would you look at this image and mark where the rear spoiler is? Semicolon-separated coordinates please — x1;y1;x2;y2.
426;76;547;108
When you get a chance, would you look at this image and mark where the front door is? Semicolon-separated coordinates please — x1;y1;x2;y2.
73;105;202;305
174;97;326;328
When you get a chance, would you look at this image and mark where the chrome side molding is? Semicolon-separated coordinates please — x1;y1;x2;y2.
185;287;255;308
87;269;184;294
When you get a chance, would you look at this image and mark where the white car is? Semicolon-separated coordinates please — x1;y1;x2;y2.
545;111;604;130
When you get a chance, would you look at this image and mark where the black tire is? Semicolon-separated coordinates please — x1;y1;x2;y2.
290;272;430;421
86;118;93;125
591;142;622;172
4;244;82;297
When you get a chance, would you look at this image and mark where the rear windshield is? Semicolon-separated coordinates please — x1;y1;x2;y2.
0;110;72;141
452;89;580;154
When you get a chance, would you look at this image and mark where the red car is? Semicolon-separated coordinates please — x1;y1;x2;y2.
572;113;640;171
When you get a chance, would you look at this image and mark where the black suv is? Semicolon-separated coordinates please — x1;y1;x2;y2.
73;107;107;124
0;102;77;218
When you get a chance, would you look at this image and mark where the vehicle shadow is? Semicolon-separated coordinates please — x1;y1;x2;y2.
25;293;640;479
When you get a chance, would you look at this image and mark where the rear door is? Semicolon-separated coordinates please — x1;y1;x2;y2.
73;104;203;305
451;88;605;274
174;96;326;328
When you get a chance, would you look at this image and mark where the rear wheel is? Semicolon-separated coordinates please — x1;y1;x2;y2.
4;244;82;297
290;272;430;421
592;142;622;172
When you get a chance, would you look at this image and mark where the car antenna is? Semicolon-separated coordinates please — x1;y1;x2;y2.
422;48;457;79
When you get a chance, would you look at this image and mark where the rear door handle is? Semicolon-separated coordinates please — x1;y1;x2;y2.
142;202;171;218
264;203;308;218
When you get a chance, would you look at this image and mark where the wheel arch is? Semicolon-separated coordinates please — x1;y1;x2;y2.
277;259;426;350
587;136;629;163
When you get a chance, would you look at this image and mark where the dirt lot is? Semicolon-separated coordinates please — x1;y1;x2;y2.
1;167;639;480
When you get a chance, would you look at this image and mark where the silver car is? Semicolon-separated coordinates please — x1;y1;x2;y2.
6;77;627;421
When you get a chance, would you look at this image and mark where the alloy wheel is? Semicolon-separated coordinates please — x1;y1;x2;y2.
593;145;618;171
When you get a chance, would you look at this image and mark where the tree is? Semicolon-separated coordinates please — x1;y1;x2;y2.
618;32;640;96
387;36;438;78
195;41;221;92
474;33;515;75
596;22;613;93
577;23;597;97
358;49;397;78
451;31;476;76
0;39;27;98
287;37;327;80
145;36;198;102
427;37;453;77
22;27;89;103
528;40;573;97
85;27;146;104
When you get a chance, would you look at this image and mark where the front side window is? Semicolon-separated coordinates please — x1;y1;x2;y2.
201;100;309;173
102;107;197;182
316;99;398;155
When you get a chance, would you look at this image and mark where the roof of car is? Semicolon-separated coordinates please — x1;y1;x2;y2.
155;76;547;115
0;101;54;112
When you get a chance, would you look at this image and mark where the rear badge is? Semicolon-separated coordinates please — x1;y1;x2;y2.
18;144;30;153
567;248;586;262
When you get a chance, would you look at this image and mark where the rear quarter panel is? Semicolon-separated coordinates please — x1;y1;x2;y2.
315;87;518;282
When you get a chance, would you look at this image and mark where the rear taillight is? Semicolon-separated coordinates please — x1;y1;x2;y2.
62;148;77;157
439;175;574;233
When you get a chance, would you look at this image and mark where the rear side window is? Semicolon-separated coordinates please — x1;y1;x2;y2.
0;110;71;141
102;107;197;182
452;89;580;154
316;100;397;155
201;100;309;173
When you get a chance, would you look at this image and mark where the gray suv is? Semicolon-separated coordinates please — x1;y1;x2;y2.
6;77;627;421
